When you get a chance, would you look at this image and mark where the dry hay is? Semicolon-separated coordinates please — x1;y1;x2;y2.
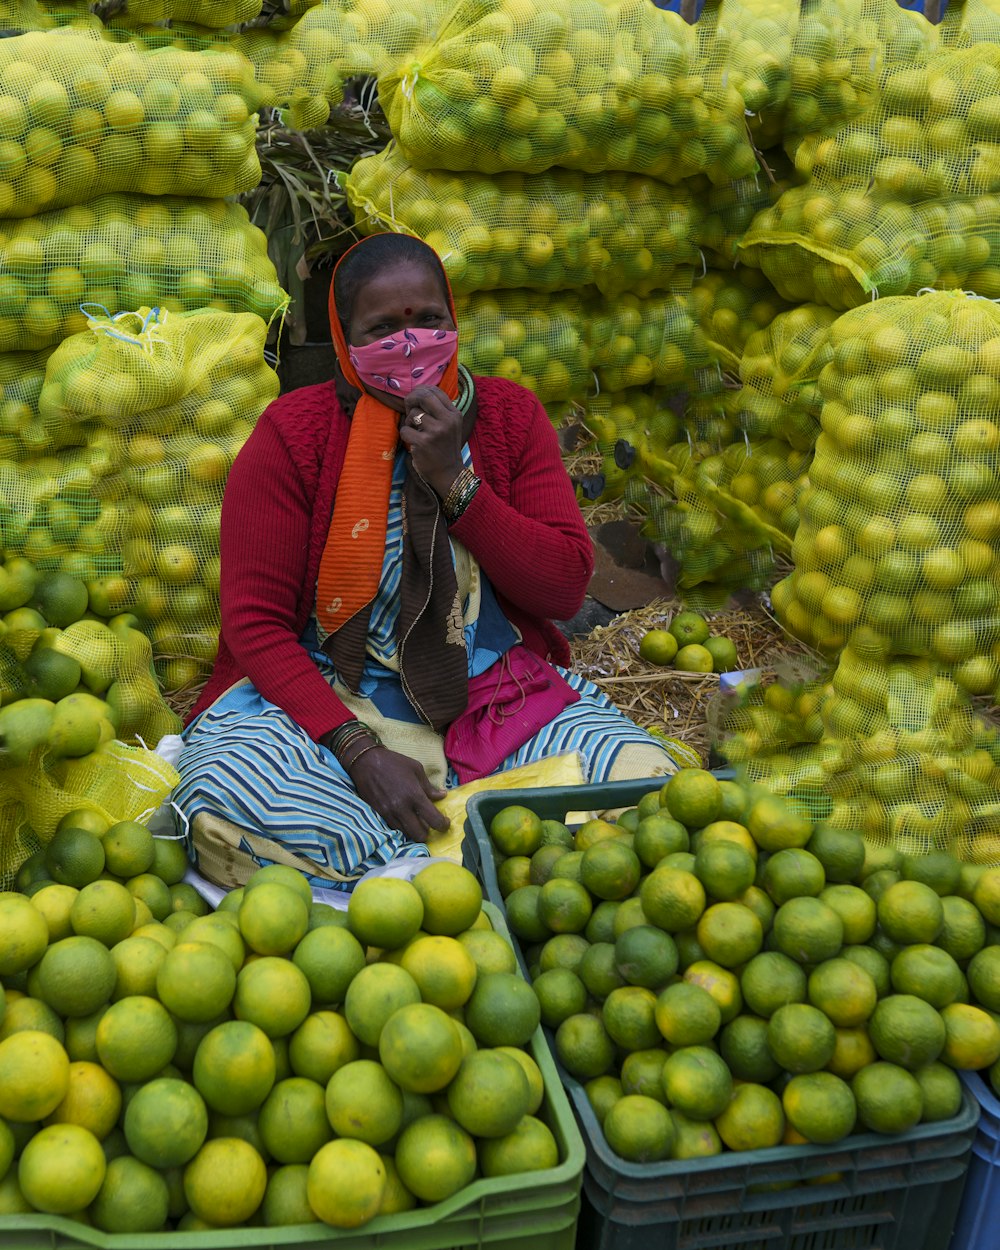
570;597;811;763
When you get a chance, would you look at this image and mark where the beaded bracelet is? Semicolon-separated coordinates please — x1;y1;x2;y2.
443;468;481;523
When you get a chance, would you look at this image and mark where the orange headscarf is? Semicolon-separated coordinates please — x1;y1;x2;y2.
315;235;461;649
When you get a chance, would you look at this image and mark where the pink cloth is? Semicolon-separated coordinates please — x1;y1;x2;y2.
348;327;457;396
444;646;581;783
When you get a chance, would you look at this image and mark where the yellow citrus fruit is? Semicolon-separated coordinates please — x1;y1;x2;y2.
110;936;167;1000
379;1003;464;1095
655;981;721;1046
233;956;311;1039
446;1048;531;1137
411;861;482;935
877;880;944;944
740;952;808;1018
490;805;544;856
29;884;78;943
180;913;246;971
808;958;878;1027
615;924;679;988
852;1062;923;1133
534;968;588;1028
767;1004;837;1074
868;994;946;1070
807;826;866;883
818;884;876;945
378;1154;417;1214
662;1045;732;1120
288;1010;359;1085
602;985;660;1051
639;628;678;665
150;836;190;885
698;820;758;859
719;1014;781;1083
18;1123;106;1214
95;995;177;1083
192;1020;276;1116
696;902;763;968
694;840;756;901
457;928;517;977
581;839;642;901
156;940;237;1023
126;873;173;923
940;1002;1000;1070
828;1026;877;1079
326;1059;403;1146
603;1094;674;1161
100;820;155;878
585;1075;624;1126
0;893;50;975
662;769;723;827
89;1154;170;1234
782;1072;857;1144
968;944;1000;1011
343;962;421;1048
184;1137;267;1227
395;1114;476;1203
633;812;689;868
973;868;1000;924
890;945;963;1009
347;877;424;950
291;924;365;1006
704;635;739;672
43;1060;120;1140
124;1077;208;1168
915;1061;963;1122
238;882;309;957
0;994;63;1043
640;865;706;931
244;864;313;907
772;896;845;964
938;896;986;963
0;1030;71;1121
400;935;478;1010
258;1076;332;1164
674;643;714;673
497;1046;544;1115
464;971;541;1047
307;1138;386;1228
670;611;710;646
683;960;742;1023
747;793;813;852
131;922;176;951
68;880;135;948
716;1082;785;1151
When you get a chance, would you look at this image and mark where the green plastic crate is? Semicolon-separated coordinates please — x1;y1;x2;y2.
0;903;585;1250
463;778;978;1250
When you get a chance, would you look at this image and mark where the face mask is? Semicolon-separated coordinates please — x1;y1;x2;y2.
348;327;458;397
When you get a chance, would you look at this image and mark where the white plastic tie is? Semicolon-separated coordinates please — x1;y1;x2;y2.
401;68;419;100
698;249;707;279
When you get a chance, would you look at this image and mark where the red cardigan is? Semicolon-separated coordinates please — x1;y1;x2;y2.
189;375;594;741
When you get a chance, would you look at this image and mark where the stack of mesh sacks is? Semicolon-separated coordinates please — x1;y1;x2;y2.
346;0;808;605
0;27;287;708
722;291;1000;863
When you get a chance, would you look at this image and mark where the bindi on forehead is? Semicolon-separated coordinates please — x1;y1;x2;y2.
404;308;412;315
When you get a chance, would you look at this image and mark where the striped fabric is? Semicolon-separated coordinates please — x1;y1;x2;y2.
172;667;675;891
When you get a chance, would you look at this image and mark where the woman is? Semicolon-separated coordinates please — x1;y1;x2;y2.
174;233;678;889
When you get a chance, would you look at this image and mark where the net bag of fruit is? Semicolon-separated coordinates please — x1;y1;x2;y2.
0;349;52;461
784;0;938;155
0;31;260;217
742;187;1000;311
345;144;703;298
577;385;680;511
380;0;758;184
692;147;796;268
735;303;837;450
940;0;1000;46
0;0;49;32
0;194;287;353
772;290;1000;671
38;307;279;696
285;0;452;129
590;280;707;394
455;287;591;405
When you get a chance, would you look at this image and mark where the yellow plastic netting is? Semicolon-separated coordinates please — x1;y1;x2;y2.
704;0;797;151
692;147;797;268
735;303;837;450
381;0;758;183
741;188;1000;311
285;0;453;129
0;349;52;461
773;290;1000;676
40;0;262;27
589;280;702;394
0;0;49;30
579;385;681;511
0;31;260;217
345;143;703;298
0;194;287;352
940;0;1000;45
33;306;280;693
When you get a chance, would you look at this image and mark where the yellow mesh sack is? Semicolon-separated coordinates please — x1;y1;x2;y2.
380;0;757;184
691;147;796;268
772;290;1000;669
285;0;452;129
785;0;938;152
0;349;52;462
736;303;837;450
345;143;703;299
741;188;1000;311
0;0;50;30
455;287;591;404
0;194;286;352
940;0;1000;46
0;31;260;217
689;267;791;383
589;280;704;393
36;306;279;695
578;386;680;511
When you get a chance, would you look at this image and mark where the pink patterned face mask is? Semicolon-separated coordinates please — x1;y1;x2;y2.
348;327;457;396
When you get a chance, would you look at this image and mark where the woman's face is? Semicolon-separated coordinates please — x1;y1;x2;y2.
346;261;456;411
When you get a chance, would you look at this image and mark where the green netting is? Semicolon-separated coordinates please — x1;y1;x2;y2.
785;0;938;151
0;194;286;352
691;147;796;268
285;0;453;129
773;290;1000;669
735;303;837;450
345;143;703;299
0;30;260;217
17;307;280;694
741;187;1000;310
720;651;1000;862
380;0;758;183
0;349;52;461
704;0;797;151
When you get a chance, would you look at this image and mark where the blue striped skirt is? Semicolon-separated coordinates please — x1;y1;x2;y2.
172;668;676;890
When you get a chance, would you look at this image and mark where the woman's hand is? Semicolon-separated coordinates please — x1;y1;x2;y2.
399;385;464;500
346;746;450;844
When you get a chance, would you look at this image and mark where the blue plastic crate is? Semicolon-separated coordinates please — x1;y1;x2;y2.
951;1071;1000;1250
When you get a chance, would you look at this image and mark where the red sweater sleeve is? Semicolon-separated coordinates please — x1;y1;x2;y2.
219;410;355;741
450;392;593;621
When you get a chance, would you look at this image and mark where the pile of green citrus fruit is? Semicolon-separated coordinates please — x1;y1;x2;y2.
488;767;1000;1164
0;553;179;766
0;850;558;1231
638;611;739;676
